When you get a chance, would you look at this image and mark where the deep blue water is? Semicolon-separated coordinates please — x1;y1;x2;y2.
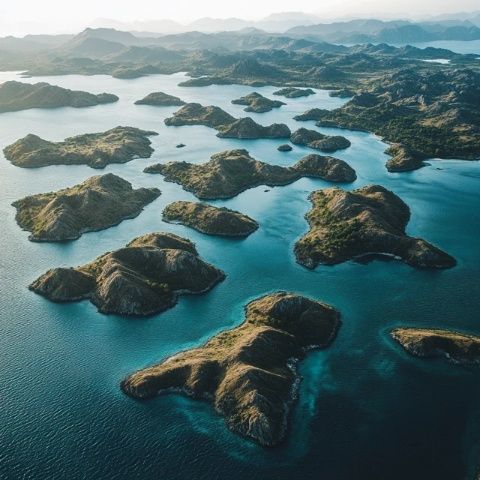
0;71;479;480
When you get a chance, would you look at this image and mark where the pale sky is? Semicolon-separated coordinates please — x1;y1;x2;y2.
1;0;480;36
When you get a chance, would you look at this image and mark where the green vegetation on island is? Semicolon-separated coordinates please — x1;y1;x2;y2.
295;185;456;269
0;80;118;113
134;91;186;106
164;103;291;139
163;201;259;237
273;87;316;98
29;232;225;316
144;149;356;199
4;126;157;169
290;127;351;153
231;92;285;112
121;291;340;446
391;328;480;365
13;174;160;242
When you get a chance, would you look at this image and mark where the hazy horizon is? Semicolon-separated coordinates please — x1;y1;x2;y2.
2;0;480;36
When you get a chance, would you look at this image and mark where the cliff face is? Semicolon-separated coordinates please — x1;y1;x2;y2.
121;292;341;446
295;185;456;269
0;80;118;113
391;328;480;365
145;149;356;199
13;173;160;242
4;126;158;169
163;201;258;237
29;233;225;316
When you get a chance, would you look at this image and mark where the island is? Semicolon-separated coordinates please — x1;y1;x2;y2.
273;87;316;98
385;144;427;172
134;91;186;106
294;108;331;122
294;185;456;269
121;291;341;446
29;232;225;316
391;328;480;365
216;117;291;139
290;128;351;153
164;103;235;128
163;201;258;237
231;92;285;113
278;144;293;152
4;126;158;169
0;80;118;113
144;149;356;199
13;173;160;242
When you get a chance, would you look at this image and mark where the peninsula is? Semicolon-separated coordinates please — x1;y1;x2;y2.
121;291;341;446
163;201;258;237
29;232;225;316
4;126;157;169
294;185;456;269
13;174;160;242
144;149;356;199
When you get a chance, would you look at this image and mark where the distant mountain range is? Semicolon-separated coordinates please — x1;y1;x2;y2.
287;18;480;43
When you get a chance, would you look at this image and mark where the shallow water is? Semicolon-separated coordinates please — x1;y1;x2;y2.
0;71;479;480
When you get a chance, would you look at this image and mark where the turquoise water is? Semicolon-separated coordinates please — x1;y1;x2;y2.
0;71;479;480
404;40;480;55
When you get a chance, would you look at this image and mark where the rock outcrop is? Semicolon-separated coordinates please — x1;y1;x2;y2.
295;185;456;269
278;144;293;152
163;201;258;237
29;232;225;316
135;91;186;106
0;80;118;113
121;291;341;446
231;92;285;113
144;149;356;199
4;126;157;169
13;174;160;242
290;128;351;153
273;87;316;98
391;328;480;365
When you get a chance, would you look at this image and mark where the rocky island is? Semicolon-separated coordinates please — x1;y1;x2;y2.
0;80;118;113
4;126;157;169
391;328;480;365
29;232;225;316
134;91;186;106
290;128;351;153
295;185;456;269
273;87;316;98
13;174;160;242
216;117;291;139
164;103;235;128
163;201;258;237
278;144;293;152
144;149;356;199
231;92;285;113
121;291;341;446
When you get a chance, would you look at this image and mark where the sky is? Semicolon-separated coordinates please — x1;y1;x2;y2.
1;0;480;36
